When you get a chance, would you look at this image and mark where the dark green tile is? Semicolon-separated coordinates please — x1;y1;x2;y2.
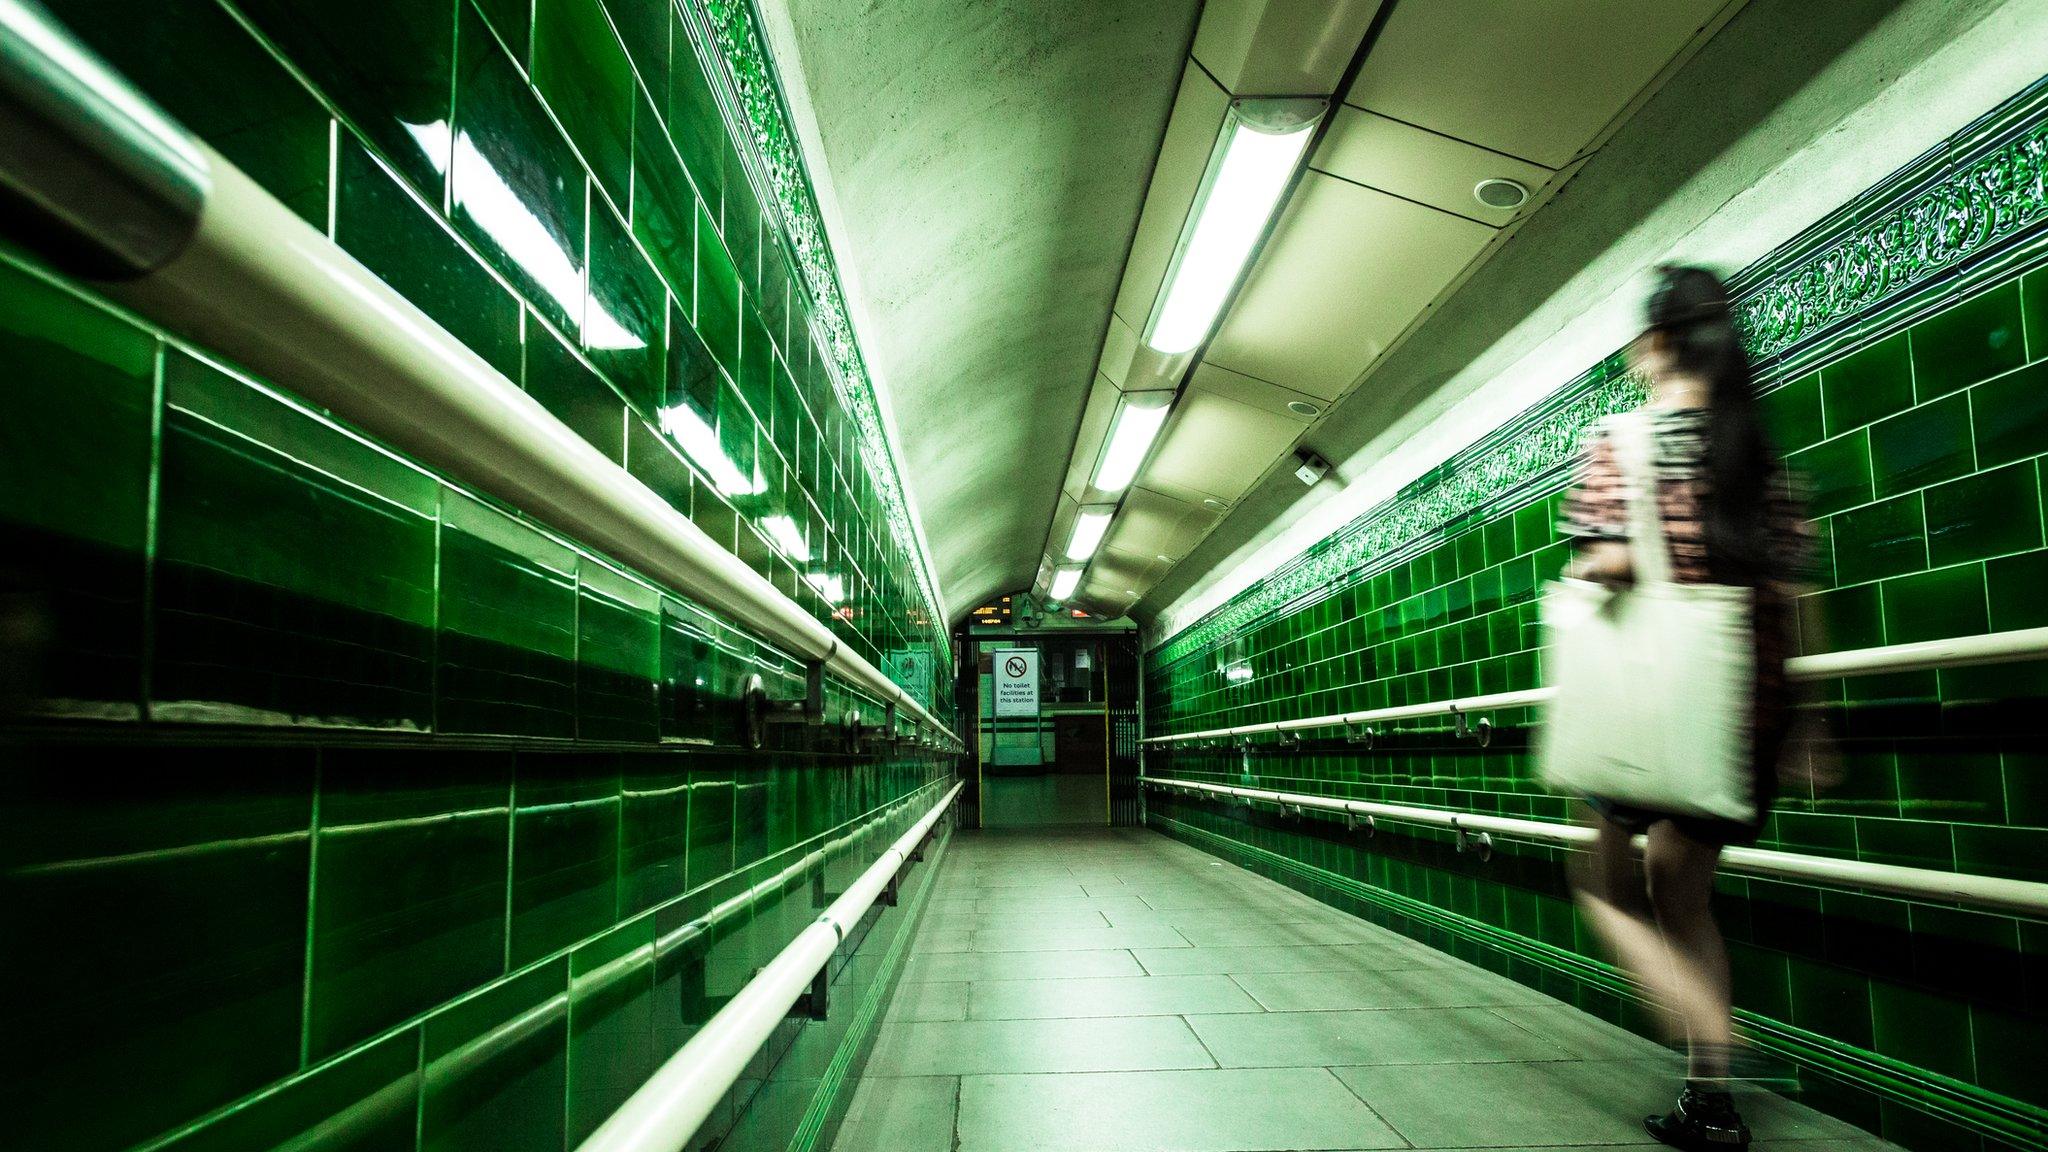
2024;268;2048;360
308;749;512;1058
586;201;665;413
633;90;697;300
1857;816;1954;871
49;0;329;225
1953;823;2048;884
567;919;656;1143
155;352;437;729
577;562;660;742
1881;563;1986;645
157;1028;420;1152
534;0;633;207
686;765;737;885
0;747;313;1152
526;319;626;463
454;3;587;336
234;0;453;198
602;0;669;107
666;27;727;216
509;753;621;964
620;756;688;914
625;416;694;519
0;260;152;714
336;137;522;381
1870;393;1972;498
437;491;577;738
422;958;569;1152
1821;331;1913;435
1895;747;2004;824
1986;548;2048;632
1970;357;2048;469
1760;372;1823;451
696;205;741;378
1789;430;1872;518
1911;283;2025;400
1830;492;1925;585
473;0;532;60
1924;462;2041;566
1797;583;1883;655
1972;1003;2048;1106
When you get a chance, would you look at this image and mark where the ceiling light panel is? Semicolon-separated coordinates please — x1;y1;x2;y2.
1065;507;1115;562
1092;393;1174;494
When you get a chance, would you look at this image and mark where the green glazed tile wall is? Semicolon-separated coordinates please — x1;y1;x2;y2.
0;2;964;1150
29;0;950;710
1144;77;2048;1152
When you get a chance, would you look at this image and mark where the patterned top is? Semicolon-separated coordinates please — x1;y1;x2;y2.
1558;408;1811;593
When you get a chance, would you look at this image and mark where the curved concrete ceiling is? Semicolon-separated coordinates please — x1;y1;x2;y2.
761;0;1203;621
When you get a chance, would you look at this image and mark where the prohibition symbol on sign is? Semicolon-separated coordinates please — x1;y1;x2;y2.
1004;656;1028;678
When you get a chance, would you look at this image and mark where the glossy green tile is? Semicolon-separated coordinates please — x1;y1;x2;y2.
0;747;314;1152
155;351;437;728
454;3;587;336
620;755;689;914
578;562;660;742
1821;331;1913;435
1760;372;1823;451
1895;748;2005;824
48;0;330;225
234;0;453;198
633;90;697;300
1911;283;2025;400
568;917;656;1143
586;200;666;413
625;415;695;519
0;260;152;714
1857;816;1955;871
472;0;532;59
696;205;742;377
603;0;669;107
666;27;727;215
2024;267;2048;358
510;753;621;964
1869;392;1972;499
335;136;521;381
1881;562;1987;645
1924;462;2041;567
1789;430;1872;518
307;749;512;1058
1986;548;2048;632
1971;1003;2048;1106
1798;582;1883;654
157;1027;420;1152
1829;492;1925;585
667;296;721;417
1969;357;2048;469
686;765;737;887
1872;981;1978;1087
437;491;577;738
526;318;626;463
1953;824;2048;884
421;958;569;1152
533;0;633;207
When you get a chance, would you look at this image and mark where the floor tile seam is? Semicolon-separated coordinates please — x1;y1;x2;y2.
1178;1012;1227;1071
1320;1063;1421;1150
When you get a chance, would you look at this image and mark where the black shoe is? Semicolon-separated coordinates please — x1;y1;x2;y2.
1645;1086;1752;1151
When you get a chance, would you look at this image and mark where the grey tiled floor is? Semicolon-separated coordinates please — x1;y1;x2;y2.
831;828;1894;1152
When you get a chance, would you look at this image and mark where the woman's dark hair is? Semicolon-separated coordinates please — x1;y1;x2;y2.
1646;264;1776;583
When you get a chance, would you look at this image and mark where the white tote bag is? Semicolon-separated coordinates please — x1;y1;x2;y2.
1536;412;1757;823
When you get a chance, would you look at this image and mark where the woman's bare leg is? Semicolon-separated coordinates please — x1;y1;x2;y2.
1571;811;1689;1041
1643;821;1734;1078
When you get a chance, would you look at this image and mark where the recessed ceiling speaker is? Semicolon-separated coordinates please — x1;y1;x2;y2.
1286;399;1321;418
1474;178;1530;210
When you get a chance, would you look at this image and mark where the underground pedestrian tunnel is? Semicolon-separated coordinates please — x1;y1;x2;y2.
1;0;2046;1150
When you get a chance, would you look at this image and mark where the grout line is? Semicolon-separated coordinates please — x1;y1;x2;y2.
1321;1063;1418;1148
298;752;324;1068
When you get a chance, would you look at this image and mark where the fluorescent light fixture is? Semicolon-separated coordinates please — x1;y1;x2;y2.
1145;100;1323;355
656;403;763;496
1049;566;1083;601
1092;394;1172;494
760;514;810;562
1065;507;1113;562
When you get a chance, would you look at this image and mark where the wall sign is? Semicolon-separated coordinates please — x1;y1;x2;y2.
992;648;1040;718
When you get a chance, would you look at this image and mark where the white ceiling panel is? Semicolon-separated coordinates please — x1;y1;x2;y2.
1191;0;1385;96
1204;171;1495;400
1342;0;1733;168
1103;485;1223;563
1313;106;1555;226
1145;381;1315;504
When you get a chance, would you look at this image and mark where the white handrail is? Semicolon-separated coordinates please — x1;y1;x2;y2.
1140;776;2048;918
1142;624;2048;745
81;141;957;747
576;780;961;1152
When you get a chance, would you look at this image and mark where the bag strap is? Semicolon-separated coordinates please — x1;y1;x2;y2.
1607;411;1675;585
